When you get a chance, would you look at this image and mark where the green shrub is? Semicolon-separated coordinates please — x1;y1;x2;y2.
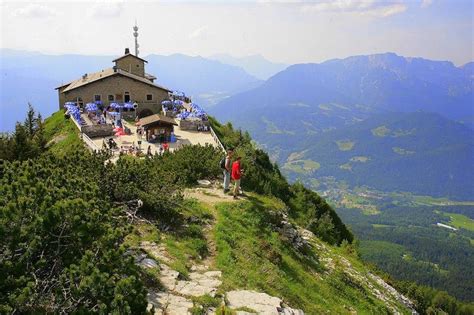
0;152;147;313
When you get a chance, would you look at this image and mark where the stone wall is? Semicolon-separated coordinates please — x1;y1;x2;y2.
81;124;114;138
178;119;210;131
115;55;145;77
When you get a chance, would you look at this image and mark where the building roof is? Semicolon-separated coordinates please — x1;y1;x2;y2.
139;114;178;127
59;68;171;93
112;53;148;63
145;73;157;80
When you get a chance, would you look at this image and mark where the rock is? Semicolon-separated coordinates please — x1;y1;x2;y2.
174;270;222;297
226;290;280;314
147;291;193;315
300;229;315;241
139;258;159;269
278;307;305;315
140;241;172;263
368;273;418;314
276;221;310;252
159;264;179;291
197;179;212;187
191;264;209;272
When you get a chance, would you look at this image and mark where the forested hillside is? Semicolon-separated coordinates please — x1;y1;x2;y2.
284;112;474;200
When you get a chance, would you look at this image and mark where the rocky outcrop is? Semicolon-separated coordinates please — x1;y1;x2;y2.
138;241;223;314
272;212;310;252
226;290;304;315
147;291;193;315
368;273;418;314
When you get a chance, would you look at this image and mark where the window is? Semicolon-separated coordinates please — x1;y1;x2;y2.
108;95;114;101
146;94;153;101
94;94;101;102
124;92;130;103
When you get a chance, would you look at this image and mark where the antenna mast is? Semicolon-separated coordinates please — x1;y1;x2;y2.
133;21;139;56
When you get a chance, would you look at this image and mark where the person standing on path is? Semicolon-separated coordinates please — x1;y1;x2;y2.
231;156;243;199
223;148;233;193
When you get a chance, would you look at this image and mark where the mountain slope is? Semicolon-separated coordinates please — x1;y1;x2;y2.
209;53;288;80
145;54;262;105
210;53;474;198
211;52;473;127
0;109;422;314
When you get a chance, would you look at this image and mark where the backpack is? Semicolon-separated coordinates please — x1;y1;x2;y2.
220;156;226;169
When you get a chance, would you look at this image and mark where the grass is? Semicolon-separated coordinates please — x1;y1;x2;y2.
340;195;381;215
124;222;161;248
213;196;403;314
336;140;355;151
371;125;391;137
191;294;221;314
441;212;474;232
283;159;320;174
410;194;474;206
43;110;84;155
163;201;214;276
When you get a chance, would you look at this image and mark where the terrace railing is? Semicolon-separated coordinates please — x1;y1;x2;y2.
209;125;226;153
81;132;101;152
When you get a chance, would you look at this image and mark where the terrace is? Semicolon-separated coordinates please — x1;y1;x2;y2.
64;99;223;157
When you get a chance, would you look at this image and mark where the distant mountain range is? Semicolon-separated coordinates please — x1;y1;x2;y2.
0;49;262;131
208;53;287;80
211;52;474;199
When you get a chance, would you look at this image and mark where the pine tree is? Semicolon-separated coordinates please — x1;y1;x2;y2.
24;103;37;137
34;113;47;151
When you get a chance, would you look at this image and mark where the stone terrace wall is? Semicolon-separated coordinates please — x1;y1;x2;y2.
178;119;210;131
81;124;114;138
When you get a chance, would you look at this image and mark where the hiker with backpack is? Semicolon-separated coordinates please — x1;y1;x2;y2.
221;148;234;193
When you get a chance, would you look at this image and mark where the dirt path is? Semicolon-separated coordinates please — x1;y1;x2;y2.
184;187;245;205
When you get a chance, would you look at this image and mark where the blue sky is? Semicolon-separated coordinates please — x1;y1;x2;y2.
0;0;472;65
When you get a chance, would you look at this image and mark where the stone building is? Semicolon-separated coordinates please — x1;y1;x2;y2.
56;48;171;118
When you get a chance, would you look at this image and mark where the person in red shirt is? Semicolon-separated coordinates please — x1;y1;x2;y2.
231;156;243;199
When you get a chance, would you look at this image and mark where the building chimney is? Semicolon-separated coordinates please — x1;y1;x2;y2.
125;48;130;55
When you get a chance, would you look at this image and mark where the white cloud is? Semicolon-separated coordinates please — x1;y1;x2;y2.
12;4;59;18
301;0;407;18
87;0;123;18
188;25;208;40
421;0;433;9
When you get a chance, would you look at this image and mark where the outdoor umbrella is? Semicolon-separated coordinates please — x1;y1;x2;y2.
85;103;98;112
123;102;134;109
110;102;123;110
